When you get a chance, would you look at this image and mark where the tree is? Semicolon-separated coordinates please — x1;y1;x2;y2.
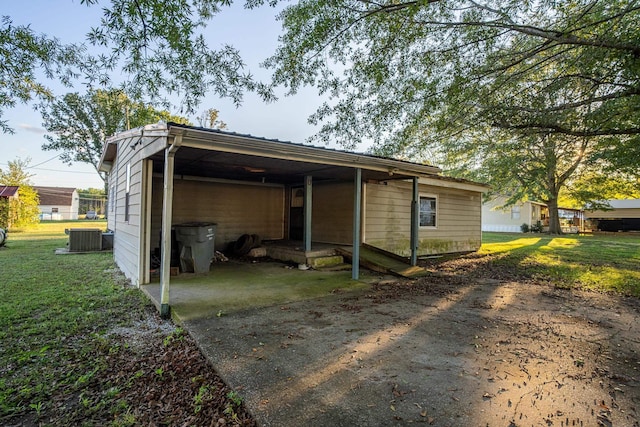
0;16;82;134
77;187;107;215
265;0;640;233
40;89;191;184
559;171;640;209
0;158;40;229
1;1;274;133
196;108;227;129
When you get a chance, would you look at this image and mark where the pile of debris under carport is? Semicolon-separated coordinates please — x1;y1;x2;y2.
157;222;349;276
227;234;326;271
230;233;265;259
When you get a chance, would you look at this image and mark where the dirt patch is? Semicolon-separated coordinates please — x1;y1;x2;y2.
7;307;257;427
185;267;640;426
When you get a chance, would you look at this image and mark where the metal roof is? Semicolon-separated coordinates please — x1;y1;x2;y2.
34;187;77;205
101;122;487;190
0;186;19;198
167;122;441;171
604;199;640;209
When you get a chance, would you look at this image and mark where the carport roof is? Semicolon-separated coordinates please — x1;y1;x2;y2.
101;123;446;184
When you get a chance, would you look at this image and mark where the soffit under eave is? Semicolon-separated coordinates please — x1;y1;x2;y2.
98;141;118;173
171;129;441;178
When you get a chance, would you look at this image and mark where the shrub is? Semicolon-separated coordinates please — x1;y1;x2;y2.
520;223;530;233
530;221;543;233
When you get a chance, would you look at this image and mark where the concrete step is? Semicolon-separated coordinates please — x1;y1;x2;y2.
313;263;352;272
308;255;344;269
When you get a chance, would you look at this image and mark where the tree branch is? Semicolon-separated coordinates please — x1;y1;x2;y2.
498;122;640;137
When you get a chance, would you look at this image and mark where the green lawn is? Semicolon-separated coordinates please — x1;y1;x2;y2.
480;232;640;295
0;221;150;423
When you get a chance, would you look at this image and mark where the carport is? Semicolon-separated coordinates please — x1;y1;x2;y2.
151;124;440;317
100;123;471;318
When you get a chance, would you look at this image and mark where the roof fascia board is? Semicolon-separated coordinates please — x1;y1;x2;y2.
171;127;441;177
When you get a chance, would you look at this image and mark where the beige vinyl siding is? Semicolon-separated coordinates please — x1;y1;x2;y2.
364;181;482;256
482;196;533;232
150;178;284;252
311;182;354;244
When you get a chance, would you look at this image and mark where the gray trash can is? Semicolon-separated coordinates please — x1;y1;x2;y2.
174;223;216;273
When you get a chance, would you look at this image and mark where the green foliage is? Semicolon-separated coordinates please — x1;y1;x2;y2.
269;0;639;150
12;186;40;229
266;0;640;232
0;16;82;133
83;0;273;112
530;221;543;233
0;157;35;186
223;390;243;421
2;1;276;134
40;89;191;183
560;171;640;209
193;384;215;414
78;188;107;215
0;198;9;230
520;223;529;233
163;327;185;346
196;108;227;129
0;158;40;230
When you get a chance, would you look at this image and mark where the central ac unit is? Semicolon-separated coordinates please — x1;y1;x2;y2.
68;228;102;252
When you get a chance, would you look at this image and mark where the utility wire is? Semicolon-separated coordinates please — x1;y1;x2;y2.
28;154;62;169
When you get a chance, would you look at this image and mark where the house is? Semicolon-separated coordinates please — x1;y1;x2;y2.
585;199;640;232
98;123;488;316
0;186;20;229
482;196;548;232
34;187;79;220
482;196;582;233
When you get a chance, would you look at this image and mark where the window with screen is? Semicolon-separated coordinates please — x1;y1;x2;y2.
419;196;437;227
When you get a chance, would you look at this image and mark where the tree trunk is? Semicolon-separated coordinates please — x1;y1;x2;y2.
547;198;563;234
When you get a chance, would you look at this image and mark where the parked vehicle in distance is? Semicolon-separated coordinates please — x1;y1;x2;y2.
85;211;98;220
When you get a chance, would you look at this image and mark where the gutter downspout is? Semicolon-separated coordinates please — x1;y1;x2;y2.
159;134;182;319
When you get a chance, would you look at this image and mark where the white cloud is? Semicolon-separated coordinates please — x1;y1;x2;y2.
18;123;46;134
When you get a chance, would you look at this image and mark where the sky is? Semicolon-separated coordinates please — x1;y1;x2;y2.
2;0;327;189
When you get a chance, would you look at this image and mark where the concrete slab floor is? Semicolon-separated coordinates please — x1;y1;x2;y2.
141;259;380;322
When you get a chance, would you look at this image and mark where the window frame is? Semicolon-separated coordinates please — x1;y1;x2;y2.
419;194;438;228
511;205;521;220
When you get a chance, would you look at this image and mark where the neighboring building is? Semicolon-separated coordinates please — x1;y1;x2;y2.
98;123;488;291
482;196;582;233
482;196;548;233
585;199;640;232
34;187;79;220
0;186;20;229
